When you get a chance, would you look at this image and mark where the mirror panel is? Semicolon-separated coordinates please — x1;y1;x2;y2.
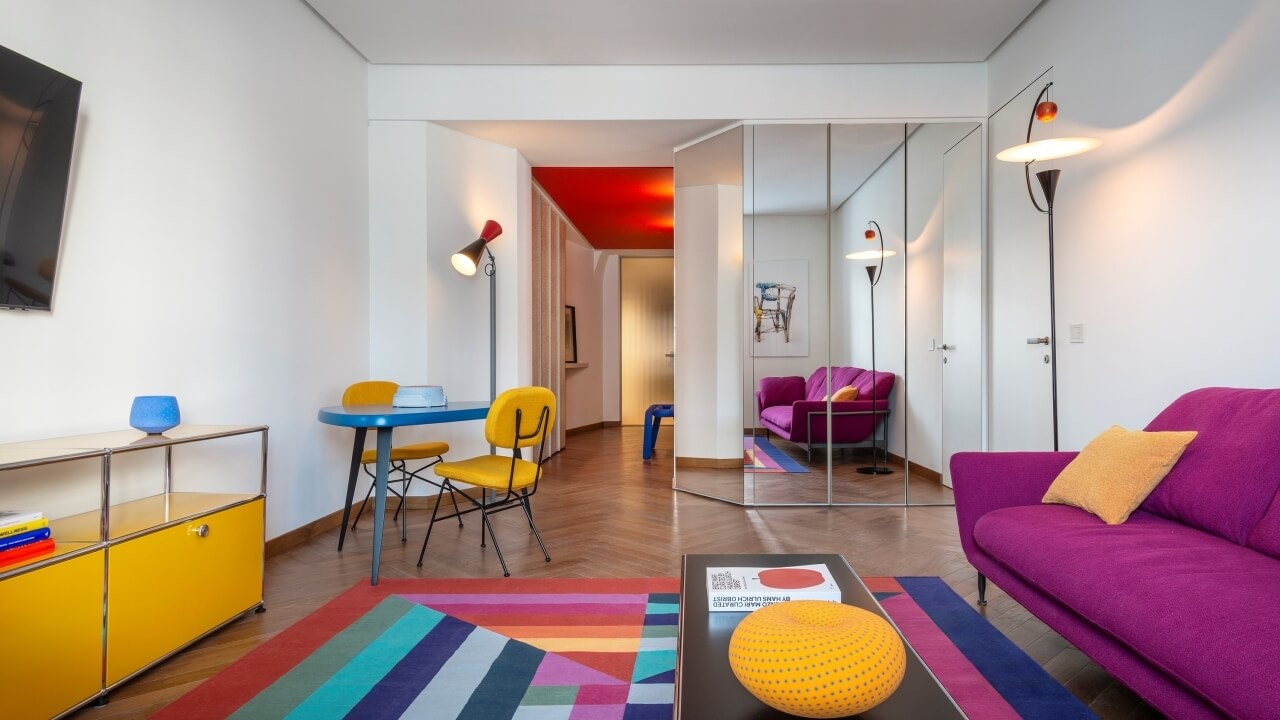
904;122;983;504
672;125;746;504
829;123;909;504
746;124;833;505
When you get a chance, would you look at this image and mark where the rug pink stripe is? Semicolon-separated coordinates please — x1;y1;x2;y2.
414;603;645;617
400;593;648;605
881;594;1021;720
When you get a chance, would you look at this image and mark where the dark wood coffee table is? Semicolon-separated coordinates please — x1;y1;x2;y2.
676;554;966;719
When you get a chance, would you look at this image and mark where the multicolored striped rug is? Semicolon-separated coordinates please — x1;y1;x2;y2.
743;436;809;473
154;576;1092;719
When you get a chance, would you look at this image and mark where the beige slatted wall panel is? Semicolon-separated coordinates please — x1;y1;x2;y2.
530;186;566;454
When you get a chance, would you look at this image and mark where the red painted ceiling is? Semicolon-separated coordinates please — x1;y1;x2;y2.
532;167;673;250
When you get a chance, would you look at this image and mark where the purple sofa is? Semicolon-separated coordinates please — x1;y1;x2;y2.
755;367;895;463
953;388;1280;720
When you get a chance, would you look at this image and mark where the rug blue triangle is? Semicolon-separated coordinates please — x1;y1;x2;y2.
636;668;675;684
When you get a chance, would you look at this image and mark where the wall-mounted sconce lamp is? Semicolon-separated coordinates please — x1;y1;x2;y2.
996;82;1099;451
849;221;893;476
451;220;503;404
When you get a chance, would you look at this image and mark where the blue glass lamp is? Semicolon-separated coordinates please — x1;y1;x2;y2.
130;395;180;434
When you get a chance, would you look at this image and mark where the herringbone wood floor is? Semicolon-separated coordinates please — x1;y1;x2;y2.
73;427;1162;719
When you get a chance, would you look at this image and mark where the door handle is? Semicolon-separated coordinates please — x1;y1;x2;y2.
664;352;675;358
1026;337;1050;345
939;343;953;351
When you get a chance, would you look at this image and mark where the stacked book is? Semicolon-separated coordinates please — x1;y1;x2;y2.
0;511;55;567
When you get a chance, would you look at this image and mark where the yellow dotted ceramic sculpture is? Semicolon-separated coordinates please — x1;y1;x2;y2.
728;600;907;718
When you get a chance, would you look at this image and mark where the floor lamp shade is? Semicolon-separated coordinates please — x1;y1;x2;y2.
452;220;503;277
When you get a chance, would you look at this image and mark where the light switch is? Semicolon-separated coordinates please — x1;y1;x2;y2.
1069;324;1084;343
929;338;937;351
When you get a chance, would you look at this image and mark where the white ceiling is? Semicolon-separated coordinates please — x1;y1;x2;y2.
306;0;1042;65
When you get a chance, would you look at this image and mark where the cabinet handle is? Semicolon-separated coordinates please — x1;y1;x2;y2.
192;523;210;538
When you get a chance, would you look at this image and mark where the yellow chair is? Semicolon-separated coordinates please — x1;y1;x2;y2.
338;381;460;549
416;386;556;576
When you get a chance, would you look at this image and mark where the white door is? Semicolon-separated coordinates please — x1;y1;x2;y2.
941;128;983;486
989;81;1055;450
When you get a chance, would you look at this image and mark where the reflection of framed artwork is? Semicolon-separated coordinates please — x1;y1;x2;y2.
751;259;808;357
564;305;578;363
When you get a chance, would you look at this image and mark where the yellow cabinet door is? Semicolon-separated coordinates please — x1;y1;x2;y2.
105;498;263;686
0;550;105;720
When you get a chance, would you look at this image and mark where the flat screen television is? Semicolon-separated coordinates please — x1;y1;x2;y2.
0;44;82;311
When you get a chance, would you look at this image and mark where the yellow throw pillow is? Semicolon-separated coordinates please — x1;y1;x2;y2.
1042;425;1197;524
830;386;860;402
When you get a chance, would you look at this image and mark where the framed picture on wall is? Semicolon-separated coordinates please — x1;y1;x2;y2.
564;305;578;363
751;259;808;357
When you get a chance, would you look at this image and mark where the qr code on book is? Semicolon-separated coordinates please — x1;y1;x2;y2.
708;571;743;590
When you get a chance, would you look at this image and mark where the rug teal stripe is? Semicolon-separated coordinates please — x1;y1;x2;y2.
228;597;417;719
283;604;445;720
457;639;545;719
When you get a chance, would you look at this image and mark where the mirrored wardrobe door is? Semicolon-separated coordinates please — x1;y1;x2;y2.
904;122;984;505
828;123;909;505
672;125;746;504
746;123;832;506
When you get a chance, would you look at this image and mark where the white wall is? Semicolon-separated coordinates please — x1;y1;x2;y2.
369;64;986;121
0;1;368;538
744;214;829;423
367;121;528;460
675;184;743;460
563;223;603;431
988;0;1280;448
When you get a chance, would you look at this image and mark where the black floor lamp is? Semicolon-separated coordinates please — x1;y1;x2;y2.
451;219;503;405
848;221;896;475
996;82;1099;451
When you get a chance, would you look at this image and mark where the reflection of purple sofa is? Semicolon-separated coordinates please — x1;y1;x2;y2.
755;367;895;463
953;388;1280;720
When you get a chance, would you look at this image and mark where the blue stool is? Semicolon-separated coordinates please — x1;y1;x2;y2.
643;404;675;460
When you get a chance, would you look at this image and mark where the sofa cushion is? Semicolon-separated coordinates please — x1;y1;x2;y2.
975;504;1280;720
1140;387;1280;545
1042;426;1196;524
760;405;793;434
804;367;863;402
850;369;895;401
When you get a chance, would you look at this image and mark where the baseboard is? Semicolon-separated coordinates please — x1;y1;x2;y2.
887;451;942;484
265;493;473;558
676;456;741;469
266;507;345;557
602;420;621;428
567;422;604;436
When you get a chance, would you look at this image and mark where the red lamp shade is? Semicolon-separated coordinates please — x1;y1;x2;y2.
864;229;876;240
479;220;503;243
1035;101;1059;123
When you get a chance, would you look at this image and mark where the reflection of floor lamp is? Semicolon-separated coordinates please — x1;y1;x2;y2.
995;82;1099;451
849;221;896;476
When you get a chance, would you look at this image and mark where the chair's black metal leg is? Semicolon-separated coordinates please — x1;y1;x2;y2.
397;467;410;542
522;490;536;529
522;495;550;563
977;573;988;606
416;484;447;567
338;428;366;551
482;507;509;577
450;484;464;527
479;493;488;548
